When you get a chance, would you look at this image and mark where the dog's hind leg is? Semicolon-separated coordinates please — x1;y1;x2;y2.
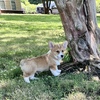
24;77;30;83
23;72;31;83
29;74;39;80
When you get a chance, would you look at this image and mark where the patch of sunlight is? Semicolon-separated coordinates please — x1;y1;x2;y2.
0;38;12;42
66;92;87;100
98;23;100;28
37;93;52;100
92;76;100;82
2;33;29;37
0;80;9;88
97;13;100;16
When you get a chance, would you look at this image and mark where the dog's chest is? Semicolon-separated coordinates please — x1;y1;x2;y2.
55;60;60;66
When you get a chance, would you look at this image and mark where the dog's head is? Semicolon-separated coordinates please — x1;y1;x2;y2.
49;41;68;60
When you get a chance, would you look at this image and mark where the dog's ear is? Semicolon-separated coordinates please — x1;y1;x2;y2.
63;41;68;49
49;41;54;49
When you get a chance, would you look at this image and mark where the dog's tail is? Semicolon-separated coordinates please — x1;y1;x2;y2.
20;59;25;68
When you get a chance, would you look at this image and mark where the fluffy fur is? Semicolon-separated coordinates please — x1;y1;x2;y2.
20;41;68;83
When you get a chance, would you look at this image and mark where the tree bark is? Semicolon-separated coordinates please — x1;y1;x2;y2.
55;0;100;74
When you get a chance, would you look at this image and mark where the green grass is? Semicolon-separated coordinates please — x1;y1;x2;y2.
0;14;100;100
97;14;100;27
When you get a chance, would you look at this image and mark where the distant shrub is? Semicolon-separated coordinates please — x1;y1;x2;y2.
21;1;37;14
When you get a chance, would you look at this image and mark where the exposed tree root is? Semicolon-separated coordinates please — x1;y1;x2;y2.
59;59;100;80
59;62;85;73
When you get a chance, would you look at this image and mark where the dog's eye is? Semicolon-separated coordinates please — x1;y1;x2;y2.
62;50;64;52
56;50;60;53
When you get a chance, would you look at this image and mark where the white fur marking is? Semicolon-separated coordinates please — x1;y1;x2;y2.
30;74;39;80
57;52;64;60
50;69;60;76
29;74;35;80
55;60;60;65
57;69;61;73
55;66;61;73
24;77;30;83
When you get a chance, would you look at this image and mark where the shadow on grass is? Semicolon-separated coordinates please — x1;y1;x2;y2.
0;33;65;80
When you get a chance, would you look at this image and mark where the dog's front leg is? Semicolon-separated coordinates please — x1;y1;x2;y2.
56;66;61;73
50;65;61;76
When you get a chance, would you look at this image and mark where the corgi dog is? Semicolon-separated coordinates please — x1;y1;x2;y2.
20;41;68;83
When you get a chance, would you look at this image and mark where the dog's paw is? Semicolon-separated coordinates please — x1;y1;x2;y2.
29;75;34;80
57;69;61;73
54;72;60;76
50;69;60;76
24;77;30;83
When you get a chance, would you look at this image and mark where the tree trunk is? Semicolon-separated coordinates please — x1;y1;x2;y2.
55;0;100;74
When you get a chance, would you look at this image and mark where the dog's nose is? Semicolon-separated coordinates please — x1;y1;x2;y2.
61;55;64;58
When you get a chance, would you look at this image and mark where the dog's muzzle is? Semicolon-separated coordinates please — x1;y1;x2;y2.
61;55;64;58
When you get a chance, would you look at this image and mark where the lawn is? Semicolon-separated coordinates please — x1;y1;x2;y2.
0;14;100;100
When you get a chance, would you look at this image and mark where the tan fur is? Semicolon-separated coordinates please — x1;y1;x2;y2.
20;41;68;83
